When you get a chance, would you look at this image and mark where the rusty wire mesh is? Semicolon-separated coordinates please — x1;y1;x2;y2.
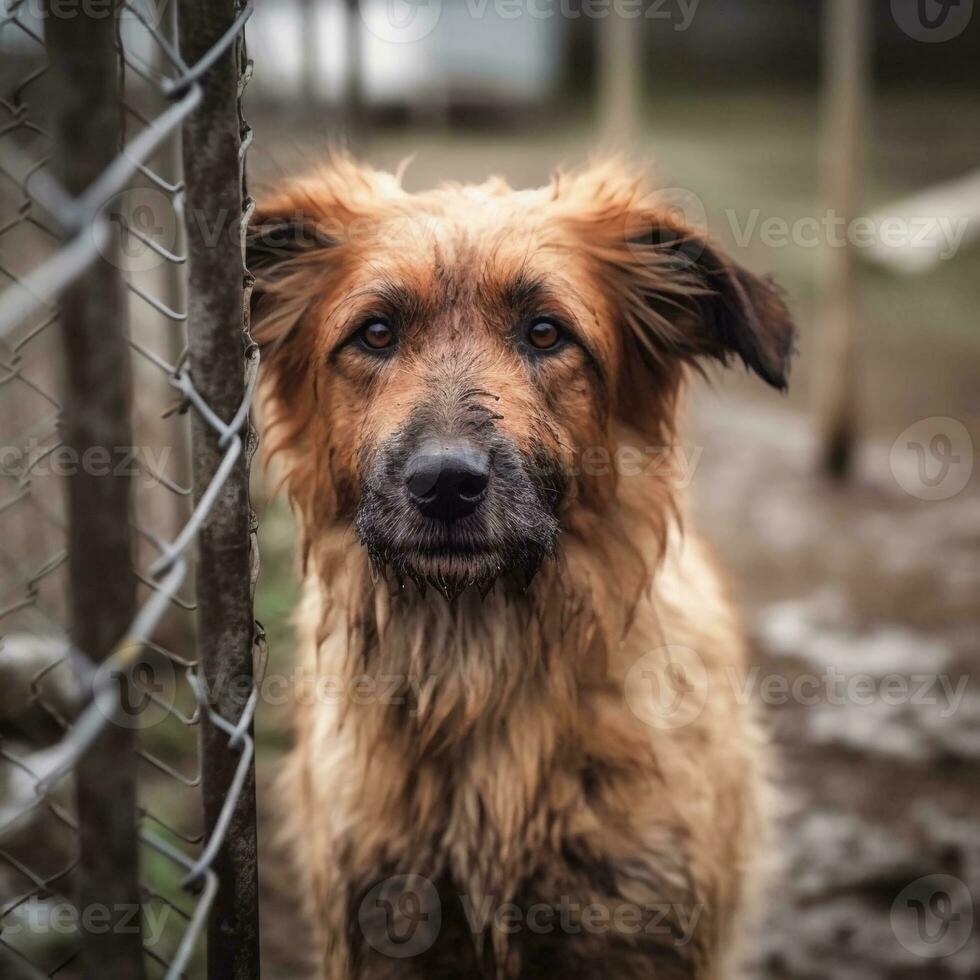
0;1;260;977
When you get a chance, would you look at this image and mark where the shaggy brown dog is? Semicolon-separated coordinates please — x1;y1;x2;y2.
249;158;794;980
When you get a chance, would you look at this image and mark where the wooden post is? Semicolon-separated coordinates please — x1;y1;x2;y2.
300;0;320;108
163;0;193;538
46;4;146;978
814;0;871;478
598;12;642;146
178;2;261;977
345;0;365;143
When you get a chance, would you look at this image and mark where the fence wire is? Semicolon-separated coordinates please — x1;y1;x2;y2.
0;1;259;978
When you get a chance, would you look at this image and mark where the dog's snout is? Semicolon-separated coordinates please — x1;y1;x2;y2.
404;440;490;523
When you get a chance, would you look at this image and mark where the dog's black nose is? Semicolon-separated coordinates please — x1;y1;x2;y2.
405;440;490;522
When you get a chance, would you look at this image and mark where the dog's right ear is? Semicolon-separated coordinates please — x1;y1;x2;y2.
247;213;335;275
246;198;338;361
247;159;401;360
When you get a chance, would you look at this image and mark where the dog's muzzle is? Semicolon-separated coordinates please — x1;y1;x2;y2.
354;425;562;599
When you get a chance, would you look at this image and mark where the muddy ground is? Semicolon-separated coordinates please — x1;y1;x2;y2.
691;388;979;979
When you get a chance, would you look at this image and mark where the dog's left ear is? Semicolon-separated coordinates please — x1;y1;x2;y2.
561;166;796;391
628;217;797;391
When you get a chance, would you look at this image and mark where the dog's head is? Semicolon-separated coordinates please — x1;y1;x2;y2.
250;158;795;598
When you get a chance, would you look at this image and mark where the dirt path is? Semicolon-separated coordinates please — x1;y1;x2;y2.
689;387;980;979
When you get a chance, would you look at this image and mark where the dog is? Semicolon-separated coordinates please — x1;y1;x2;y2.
248;157;795;980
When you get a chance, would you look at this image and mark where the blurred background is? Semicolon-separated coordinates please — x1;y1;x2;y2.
245;1;980;976
1;1;977;978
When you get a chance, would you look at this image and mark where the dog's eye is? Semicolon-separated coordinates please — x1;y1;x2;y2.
526;320;562;351
359;321;395;351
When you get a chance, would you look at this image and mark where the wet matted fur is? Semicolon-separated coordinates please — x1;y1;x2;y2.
249;157;795;979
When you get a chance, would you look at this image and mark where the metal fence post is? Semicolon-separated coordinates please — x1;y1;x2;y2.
177;2;261;978
45;6;146;979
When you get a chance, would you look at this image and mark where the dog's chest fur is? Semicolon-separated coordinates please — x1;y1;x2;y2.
282;540;749;979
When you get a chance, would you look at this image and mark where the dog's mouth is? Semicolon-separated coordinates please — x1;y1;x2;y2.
354;432;563;600
358;519;556;600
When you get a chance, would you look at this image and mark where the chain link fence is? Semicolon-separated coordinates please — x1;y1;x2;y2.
0;1;261;977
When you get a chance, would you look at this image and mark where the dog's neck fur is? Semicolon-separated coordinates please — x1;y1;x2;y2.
304;482;672;758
